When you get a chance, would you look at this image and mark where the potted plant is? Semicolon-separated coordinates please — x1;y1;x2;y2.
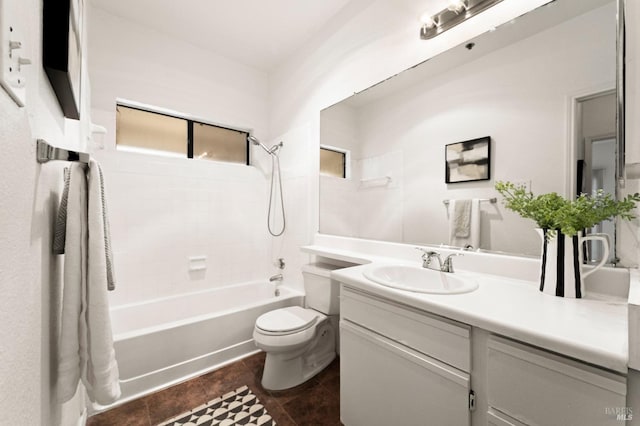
495;181;639;298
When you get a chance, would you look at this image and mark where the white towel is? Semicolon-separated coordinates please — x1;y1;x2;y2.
57;160;121;405
452;199;471;238
53;168;70;255
57;163;86;403
53;165;116;291
448;199;480;249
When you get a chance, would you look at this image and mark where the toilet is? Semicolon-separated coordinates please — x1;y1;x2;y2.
253;263;341;390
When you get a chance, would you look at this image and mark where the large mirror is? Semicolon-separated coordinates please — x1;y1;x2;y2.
319;0;619;260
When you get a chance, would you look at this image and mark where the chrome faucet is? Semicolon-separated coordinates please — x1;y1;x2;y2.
441;253;463;273
415;248;463;273
269;273;283;282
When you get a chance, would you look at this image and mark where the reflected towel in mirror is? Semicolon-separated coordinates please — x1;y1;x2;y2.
448;199;480;249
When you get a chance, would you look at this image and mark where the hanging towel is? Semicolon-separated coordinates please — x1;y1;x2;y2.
57;163;87;403
448;199;481;249
452;199;471;238
57;160;121;405
53;168;71;255
93;161;116;291
53;166;116;291
82;159;120;403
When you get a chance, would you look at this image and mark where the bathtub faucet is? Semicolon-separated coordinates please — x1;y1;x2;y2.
269;274;283;282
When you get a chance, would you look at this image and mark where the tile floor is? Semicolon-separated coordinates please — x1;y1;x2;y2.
87;352;341;426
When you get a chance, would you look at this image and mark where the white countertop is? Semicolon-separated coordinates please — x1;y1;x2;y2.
303;244;629;374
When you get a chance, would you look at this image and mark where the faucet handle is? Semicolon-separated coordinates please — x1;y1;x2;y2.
415;247;437;257
442;253;463;273
415;247;428;259
416;248;442;269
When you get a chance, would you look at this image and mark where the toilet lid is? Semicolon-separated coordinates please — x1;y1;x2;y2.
256;306;319;334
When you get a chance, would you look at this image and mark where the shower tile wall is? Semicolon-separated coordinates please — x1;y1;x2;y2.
92;122;315;307
96;150;274;306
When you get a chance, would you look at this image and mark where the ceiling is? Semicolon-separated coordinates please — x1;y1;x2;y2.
89;0;370;72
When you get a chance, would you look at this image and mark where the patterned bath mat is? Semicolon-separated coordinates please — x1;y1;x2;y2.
157;385;276;426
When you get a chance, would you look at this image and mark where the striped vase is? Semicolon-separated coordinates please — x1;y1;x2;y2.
537;229;609;298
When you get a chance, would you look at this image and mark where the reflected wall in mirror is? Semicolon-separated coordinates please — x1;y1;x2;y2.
319;0;617;259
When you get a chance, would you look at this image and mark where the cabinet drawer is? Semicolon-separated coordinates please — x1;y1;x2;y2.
487;335;627;426
341;286;471;372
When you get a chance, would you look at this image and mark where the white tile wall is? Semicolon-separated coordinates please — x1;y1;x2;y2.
97;150;275;306
88;5;279;307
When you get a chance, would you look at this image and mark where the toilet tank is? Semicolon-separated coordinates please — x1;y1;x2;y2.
302;263;342;315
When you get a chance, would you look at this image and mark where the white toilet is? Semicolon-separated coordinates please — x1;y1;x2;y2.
253;263;340;390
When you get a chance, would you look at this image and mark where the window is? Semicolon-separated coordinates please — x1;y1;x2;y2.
193;122;247;164
116;105;187;156
116;104;249;164
320;146;348;178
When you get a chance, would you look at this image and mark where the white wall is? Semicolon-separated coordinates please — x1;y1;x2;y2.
321;4;615;256
87;7;310;302
0;0;92;424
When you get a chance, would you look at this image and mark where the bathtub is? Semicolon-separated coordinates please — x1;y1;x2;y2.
109;281;304;405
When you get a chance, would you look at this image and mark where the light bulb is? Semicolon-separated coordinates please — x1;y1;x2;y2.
420;13;438;29
447;0;467;13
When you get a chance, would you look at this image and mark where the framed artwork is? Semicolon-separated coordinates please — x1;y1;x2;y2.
445;136;491;183
43;0;82;119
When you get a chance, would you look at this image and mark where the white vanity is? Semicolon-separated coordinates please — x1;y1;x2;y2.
302;235;636;426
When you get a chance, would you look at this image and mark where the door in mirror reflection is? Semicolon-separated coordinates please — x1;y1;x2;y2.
577;91;616;264
583;135;617;264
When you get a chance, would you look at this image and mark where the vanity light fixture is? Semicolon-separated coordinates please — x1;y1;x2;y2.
420;0;504;40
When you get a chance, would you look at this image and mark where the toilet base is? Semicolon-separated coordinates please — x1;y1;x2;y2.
261;322;335;390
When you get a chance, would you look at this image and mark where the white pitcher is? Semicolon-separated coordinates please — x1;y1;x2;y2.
536;229;609;298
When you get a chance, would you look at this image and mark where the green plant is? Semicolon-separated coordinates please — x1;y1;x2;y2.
494;181;640;237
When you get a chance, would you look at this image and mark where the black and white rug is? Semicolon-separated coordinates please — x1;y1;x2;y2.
157;385;276;426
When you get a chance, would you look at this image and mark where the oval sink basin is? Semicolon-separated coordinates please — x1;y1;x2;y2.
363;265;478;294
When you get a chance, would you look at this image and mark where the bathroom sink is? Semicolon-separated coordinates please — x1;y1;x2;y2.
362;265;479;294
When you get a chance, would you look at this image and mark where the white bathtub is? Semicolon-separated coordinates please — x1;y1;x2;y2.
109;281;304;405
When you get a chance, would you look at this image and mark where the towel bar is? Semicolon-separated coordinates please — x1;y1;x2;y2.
443;197;497;206
36;139;90;164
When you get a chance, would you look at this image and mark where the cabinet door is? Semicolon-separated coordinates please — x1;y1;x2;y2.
340;321;470;426
487;408;529;426
487;335;627;426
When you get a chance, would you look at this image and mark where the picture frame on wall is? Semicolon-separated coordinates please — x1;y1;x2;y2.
43;0;82;119
445;136;491;183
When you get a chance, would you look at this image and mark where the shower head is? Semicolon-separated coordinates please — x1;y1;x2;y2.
248;135;283;156
248;135;270;153
268;141;284;154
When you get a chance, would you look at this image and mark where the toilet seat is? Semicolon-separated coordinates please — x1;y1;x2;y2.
255;306;322;336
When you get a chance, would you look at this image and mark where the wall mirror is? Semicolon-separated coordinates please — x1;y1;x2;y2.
319;0;620;261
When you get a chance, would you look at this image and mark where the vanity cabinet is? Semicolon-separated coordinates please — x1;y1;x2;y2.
340;286;472;426
338;285;628;426
487;335;627;426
